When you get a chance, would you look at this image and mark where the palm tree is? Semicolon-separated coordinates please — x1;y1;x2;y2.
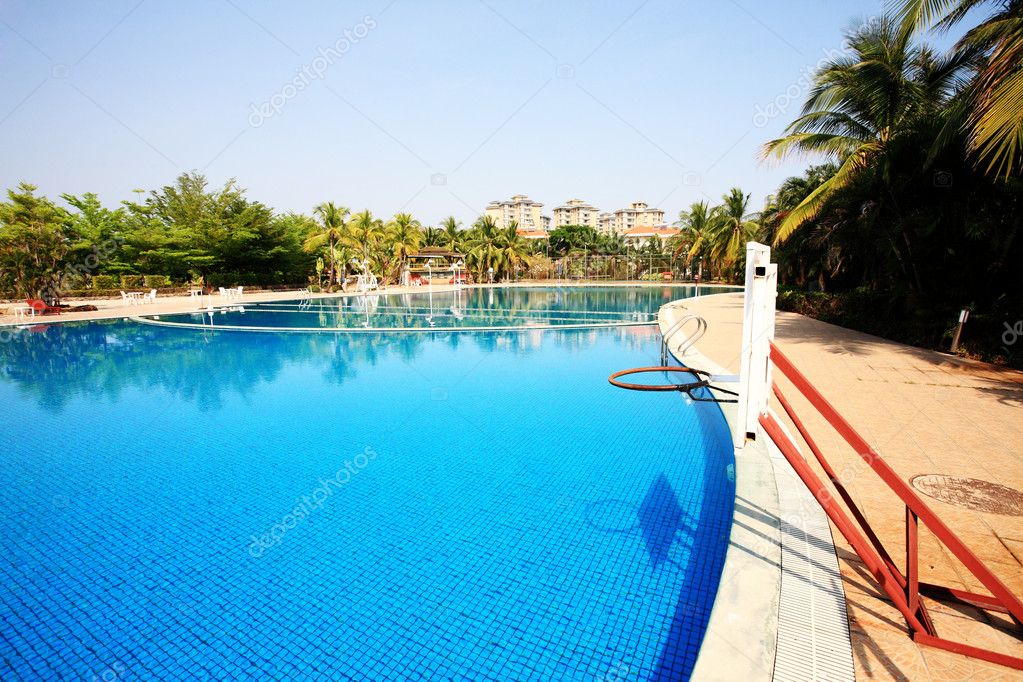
302;202;349;285
599;231;626;255
761;18;977;242
422;227;444;247
496;224;531;279
440;216;462;252
347;209;385;263
466;215;501;280
893;0;1023;177
332;242;359;289
760;164;843;290
670;201;715;279
386;213;422;281
710;188;761;270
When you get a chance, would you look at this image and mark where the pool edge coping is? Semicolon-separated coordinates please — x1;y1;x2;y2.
659;298;783;681
660;293;855;681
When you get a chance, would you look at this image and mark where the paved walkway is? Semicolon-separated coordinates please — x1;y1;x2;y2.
680;292;1023;681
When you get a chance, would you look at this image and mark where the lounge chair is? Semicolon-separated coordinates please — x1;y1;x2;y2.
25;299;60;316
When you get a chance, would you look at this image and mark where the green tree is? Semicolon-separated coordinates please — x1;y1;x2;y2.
422;226;444;247
760;165;840;290
894;0;1023;177
670;201;714;278
710;188;761;271
547;224;601;256
440;216;462;251
495;224;532;278
465;215;501;280
386;213;423;279
347;209;385;268
762;19;977;243
303;202;350;285
0;183;71;301
62;193;130;278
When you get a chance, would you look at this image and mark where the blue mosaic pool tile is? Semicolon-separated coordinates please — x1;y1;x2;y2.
0;312;734;681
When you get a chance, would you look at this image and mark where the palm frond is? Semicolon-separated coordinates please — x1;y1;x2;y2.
774;142;880;243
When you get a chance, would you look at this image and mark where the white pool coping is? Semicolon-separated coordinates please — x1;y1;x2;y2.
659;295;854;682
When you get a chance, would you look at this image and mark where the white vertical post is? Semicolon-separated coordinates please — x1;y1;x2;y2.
735;242;777;449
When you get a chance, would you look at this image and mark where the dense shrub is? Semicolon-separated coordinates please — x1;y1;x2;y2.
92;275;117;289
143;275;170;288
64;288;185;299
121;275;144;288
777;287;1020;367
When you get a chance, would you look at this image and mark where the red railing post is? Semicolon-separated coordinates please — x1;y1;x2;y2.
760;340;1023;670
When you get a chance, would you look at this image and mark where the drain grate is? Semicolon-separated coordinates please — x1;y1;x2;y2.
910;475;1023;516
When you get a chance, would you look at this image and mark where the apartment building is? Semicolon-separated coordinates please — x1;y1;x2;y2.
552;199;599;229
597;201;666;235
484;195;546;234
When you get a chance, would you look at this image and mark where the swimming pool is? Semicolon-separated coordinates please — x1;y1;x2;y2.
138;286;722;332
0;286;735;680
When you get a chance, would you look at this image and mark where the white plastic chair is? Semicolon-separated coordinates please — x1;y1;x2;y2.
235;286;244;299
218;287;227;299
120;291;130;306
144;289;157;304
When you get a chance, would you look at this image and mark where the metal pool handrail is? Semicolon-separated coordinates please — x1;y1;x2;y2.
660;313;707;364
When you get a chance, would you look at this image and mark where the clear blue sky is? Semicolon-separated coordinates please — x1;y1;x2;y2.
2;0;926;225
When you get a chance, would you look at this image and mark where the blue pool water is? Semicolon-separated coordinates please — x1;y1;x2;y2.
0;286;735;681
143;286;734;332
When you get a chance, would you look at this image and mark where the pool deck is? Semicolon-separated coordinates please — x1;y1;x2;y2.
677;291;1023;681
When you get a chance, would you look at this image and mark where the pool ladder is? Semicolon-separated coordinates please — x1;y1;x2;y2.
660;313;708;364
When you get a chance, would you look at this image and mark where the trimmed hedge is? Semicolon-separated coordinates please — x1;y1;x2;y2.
143;275;170;288
65;288;191;299
121;275;144;288
92;275;118;289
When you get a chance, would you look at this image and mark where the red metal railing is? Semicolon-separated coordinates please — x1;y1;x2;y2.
760;342;1023;670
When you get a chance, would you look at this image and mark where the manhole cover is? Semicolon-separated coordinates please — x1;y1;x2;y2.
910;475;1023;516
